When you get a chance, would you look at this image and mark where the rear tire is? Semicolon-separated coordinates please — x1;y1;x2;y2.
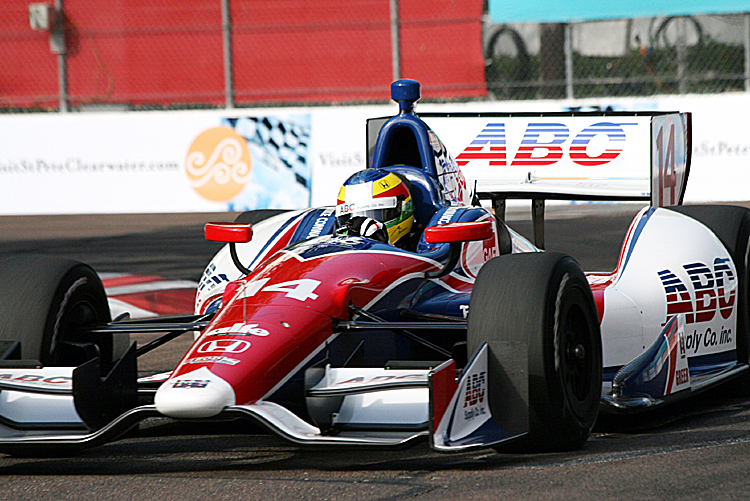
234;209;289;225
468;252;602;452
0;256;111;367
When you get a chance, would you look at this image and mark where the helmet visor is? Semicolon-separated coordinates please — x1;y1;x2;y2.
336;196;398;225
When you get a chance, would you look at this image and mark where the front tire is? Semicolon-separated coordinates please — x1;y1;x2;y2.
468;252;602;452
0;256;111;367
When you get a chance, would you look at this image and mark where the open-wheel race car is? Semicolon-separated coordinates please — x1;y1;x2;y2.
0;79;748;456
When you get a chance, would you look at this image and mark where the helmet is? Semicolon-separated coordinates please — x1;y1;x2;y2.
336;169;414;245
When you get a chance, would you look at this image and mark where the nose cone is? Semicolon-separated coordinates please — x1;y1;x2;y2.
155;366;235;418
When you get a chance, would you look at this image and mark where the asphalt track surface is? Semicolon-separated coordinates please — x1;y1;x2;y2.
2;204;750;500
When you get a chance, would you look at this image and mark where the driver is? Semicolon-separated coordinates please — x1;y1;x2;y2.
335;169;414;248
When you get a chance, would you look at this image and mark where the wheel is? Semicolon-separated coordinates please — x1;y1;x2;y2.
667;205;750;374
467;252;602;452
0;256;111;367
234;209;289;225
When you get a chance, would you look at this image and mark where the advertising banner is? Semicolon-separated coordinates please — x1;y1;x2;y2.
0;93;747;216
0;111;313;215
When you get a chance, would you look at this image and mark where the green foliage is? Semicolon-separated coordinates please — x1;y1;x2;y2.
485;38;747;99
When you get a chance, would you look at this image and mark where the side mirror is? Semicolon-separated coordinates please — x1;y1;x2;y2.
204;222;253;243
424;220;493;244
204;222;253;275
423;220;494;279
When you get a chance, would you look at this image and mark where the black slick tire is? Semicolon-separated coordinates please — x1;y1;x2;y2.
0;256;111;367
468;252;602;452
234;209;290;225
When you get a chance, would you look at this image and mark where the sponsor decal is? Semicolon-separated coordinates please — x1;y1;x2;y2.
658;258;736;356
444;344;492;442
512;123;568;167
206;322;270;337
185;127;252;202
172;379;211;389
658;257;736;326
430;130;468;204
138;372;172;383
675;367;689;386
460;220;498;278
198;269;230;294
569;123;632;167
455;121;635;168
185;356;241;366
455;123;506;168
679;325;686;359
318;151;365;168
0;158;179;175
437;207;460;225
665;316;690;395
307;208;335;239
335;373;425;385
459;304;470;319
0;374;71;385
693;141;750;158
335;196;397;217
197;339;251;354
462;370;487;420
681;326;733;355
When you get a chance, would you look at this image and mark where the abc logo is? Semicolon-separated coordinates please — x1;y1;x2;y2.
185;127;252;202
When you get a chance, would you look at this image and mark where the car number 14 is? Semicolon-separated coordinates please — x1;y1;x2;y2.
240;278;321;302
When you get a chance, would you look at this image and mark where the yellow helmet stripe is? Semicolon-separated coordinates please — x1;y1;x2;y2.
371;173;403;197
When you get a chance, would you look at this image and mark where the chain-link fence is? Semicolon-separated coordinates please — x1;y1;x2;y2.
2;1;749;112
0;0;485;112
485;14;750;100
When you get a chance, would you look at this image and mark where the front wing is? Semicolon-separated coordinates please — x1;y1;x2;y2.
0;341;528;455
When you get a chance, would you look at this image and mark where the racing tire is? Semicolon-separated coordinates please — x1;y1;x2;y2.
667;205;750;384
0;256;111;367
234;209;290;225
467;252;602;452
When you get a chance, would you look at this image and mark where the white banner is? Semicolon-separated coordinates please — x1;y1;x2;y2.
0;111;315;215
0;94;746;215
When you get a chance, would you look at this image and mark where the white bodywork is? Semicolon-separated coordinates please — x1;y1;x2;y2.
154;366;236;419
309;367;430;428
0;367;84;430
194;210;305;317
600;208;738;368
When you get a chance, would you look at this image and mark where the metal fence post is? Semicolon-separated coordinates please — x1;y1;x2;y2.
565;23;573;99
677;16;687;94
52;0;67;112
222;0;234;109
390;0;401;82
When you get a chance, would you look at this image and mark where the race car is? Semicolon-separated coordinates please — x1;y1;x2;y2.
0;79;747;456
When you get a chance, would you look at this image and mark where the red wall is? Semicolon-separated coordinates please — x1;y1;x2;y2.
1;0;486;110
1;2;60;108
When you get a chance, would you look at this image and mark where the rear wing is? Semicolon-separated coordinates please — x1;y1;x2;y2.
367;111;691;248
367;111;692;208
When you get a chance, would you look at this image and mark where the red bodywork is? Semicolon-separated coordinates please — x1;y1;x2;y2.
171;247;441;405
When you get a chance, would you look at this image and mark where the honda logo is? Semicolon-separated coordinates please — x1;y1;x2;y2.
197;339;251;354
